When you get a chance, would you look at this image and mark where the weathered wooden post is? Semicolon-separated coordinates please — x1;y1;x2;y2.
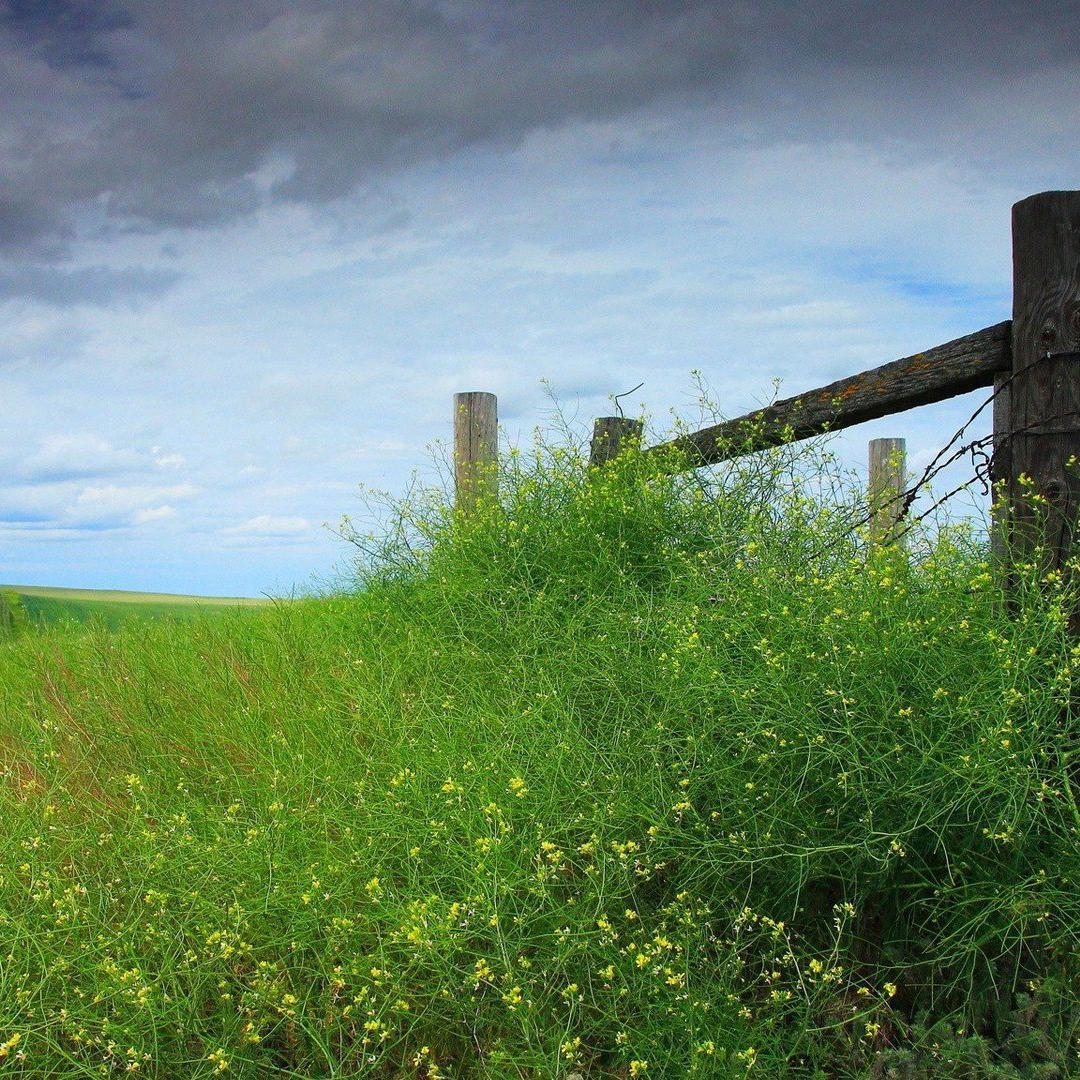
868;437;907;545
454;391;498;513
590;417;643;466
1003;191;1080;578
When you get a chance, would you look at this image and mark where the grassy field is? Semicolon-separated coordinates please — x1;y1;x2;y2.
0;436;1077;1077
1;584;267;630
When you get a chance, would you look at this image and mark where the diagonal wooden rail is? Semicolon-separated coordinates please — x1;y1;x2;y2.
643;321;1010;466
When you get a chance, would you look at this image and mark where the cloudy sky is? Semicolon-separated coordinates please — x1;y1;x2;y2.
0;1;1077;596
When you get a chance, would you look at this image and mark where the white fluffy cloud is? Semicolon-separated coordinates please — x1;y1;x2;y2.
132;504;177;525
224;515;314;539
17;433;135;482
70;482;197;525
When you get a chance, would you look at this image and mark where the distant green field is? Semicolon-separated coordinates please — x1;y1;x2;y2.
0;584;267;630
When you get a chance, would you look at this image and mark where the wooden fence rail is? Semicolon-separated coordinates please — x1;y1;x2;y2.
642;322;1009;467
455;190;1080;570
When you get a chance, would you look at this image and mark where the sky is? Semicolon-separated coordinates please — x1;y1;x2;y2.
0;0;1077;597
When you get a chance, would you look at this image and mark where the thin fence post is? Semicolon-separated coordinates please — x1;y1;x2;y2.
1004;191;1080;589
454;391;498;514
590;417;643;466
868;437;907;545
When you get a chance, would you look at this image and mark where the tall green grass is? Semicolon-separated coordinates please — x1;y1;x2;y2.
0;431;1077;1077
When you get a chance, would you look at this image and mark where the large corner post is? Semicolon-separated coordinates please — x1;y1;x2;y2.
1004;192;1080;583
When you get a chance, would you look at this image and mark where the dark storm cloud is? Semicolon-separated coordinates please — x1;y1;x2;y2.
0;0;744;253
0;263;181;305
3;0;131;66
0;194;66;252
0;0;1077;295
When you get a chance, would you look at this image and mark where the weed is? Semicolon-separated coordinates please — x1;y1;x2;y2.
0;421;1077;1076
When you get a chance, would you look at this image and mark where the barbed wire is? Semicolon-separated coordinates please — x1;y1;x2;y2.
864;352;1080;548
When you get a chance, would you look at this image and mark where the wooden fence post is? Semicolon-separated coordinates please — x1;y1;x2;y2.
590;417;643;466
868;437;907;545
454;391;498;513
1004;191;1080;578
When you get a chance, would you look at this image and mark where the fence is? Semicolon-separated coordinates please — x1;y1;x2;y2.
453;191;1080;569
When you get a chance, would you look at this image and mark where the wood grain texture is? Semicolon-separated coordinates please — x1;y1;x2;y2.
590;417;644;465
868;438;907;545
1005;191;1080;570
647;322;1010;467
453;391;498;513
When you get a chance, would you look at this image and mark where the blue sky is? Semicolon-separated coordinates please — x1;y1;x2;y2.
0;1;1077;596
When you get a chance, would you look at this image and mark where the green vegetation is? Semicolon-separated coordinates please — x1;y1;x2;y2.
0;584;266;630
0;431;1077;1077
